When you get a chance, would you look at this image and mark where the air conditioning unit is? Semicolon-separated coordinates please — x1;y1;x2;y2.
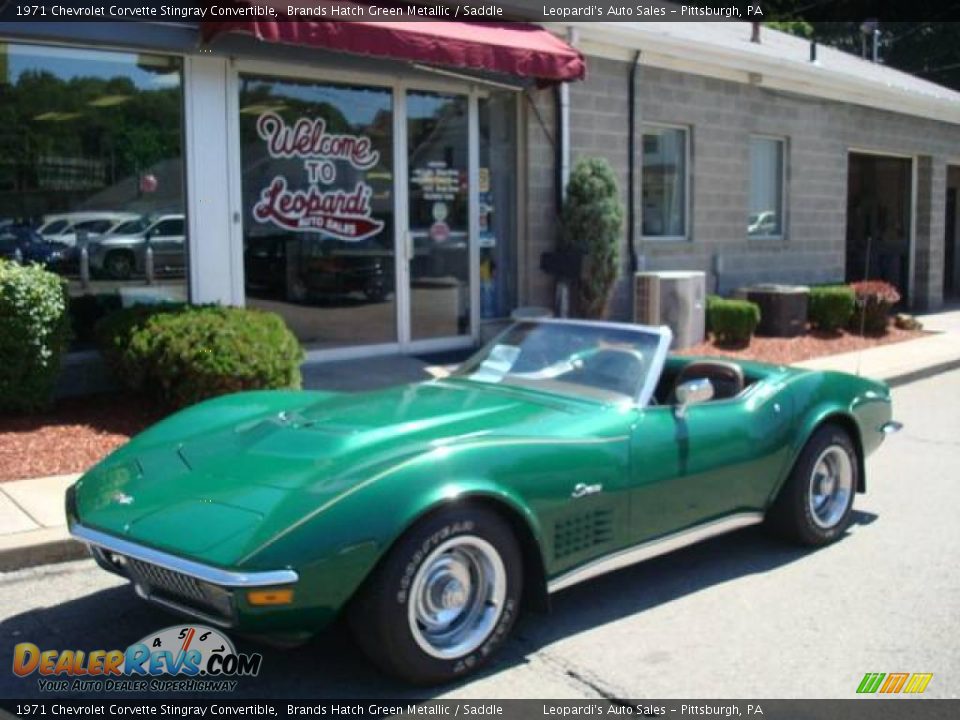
634;271;706;349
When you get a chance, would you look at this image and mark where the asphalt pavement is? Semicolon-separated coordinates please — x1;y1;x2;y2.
1;370;957;700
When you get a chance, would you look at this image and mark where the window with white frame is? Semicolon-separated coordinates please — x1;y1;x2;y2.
748;137;786;238
642;125;687;239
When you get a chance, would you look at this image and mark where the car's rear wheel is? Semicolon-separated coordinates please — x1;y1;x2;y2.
348;505;522;685
104;250;134;280
765;424;858;546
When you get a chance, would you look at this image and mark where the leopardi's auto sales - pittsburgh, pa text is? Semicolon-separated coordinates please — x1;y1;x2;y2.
542;4;763;17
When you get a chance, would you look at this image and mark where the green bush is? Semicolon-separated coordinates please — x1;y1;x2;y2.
0;260;71;412
808;285;855;333
708;298;761;346
849;280;901;335
96;304;304;408
560;157;624;318
705;295;723;333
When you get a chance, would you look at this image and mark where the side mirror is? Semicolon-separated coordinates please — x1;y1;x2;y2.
674;378;714;418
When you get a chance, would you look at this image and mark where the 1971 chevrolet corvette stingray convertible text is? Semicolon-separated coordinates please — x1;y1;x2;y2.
67;320;900;684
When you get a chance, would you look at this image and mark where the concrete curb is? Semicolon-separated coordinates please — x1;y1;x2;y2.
884;357;960;388
0;526;87;573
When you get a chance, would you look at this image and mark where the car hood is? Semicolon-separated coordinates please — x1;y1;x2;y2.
73;381;578;566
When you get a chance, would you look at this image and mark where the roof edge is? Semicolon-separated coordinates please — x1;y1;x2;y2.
551;22;960;127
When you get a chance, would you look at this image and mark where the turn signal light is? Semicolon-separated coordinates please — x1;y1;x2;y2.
246;588;294;606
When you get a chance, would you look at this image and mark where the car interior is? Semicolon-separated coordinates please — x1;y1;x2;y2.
651;357;759;406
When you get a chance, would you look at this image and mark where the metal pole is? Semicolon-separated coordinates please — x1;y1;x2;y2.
145;243;155;285
79;246;90;291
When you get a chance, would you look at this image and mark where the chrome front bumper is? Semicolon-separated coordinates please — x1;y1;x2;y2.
70;523;298;627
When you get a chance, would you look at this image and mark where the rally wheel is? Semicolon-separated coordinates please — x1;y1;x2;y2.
766;424;858;546
348;504;522;685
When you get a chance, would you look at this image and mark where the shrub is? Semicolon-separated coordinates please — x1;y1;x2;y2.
96;304;304;408
705;295;723;333
808;285;855;333
0;260;71;412
849;280;901;335
560;157;624;318
708;298;761;346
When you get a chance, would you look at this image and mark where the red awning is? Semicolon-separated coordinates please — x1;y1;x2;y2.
201;2;585;85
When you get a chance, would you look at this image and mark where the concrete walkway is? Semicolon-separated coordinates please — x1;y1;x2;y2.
0;474;82;571
2;308;958;572
794;308;960;385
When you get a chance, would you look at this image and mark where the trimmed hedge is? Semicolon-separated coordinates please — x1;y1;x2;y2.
0;260;71;412
96;304;304;408
705;295;723;333
707;297;761;346
808;285;855;333
849;280;901;335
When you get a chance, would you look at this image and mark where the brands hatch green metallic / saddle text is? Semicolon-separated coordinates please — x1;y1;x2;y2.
67;319;900;684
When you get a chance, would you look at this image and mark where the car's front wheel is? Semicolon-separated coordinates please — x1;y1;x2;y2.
766;424;859;546
349;505;522;685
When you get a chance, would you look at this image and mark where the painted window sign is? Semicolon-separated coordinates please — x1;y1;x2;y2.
252;112;385;242
411;162;461;202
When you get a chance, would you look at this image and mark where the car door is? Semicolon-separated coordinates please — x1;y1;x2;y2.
148;217;186;274
628;384;794;543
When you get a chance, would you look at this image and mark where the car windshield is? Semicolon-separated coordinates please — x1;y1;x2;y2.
41;219;68;234
452;321;669;404
112;218;148;235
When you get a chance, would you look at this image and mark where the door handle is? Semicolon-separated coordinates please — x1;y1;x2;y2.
405;231;414;263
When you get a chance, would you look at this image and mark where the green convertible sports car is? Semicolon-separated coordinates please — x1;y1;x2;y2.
67;319;900;684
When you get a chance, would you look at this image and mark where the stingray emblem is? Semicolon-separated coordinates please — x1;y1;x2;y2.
113;492;135;506
571;482;603;499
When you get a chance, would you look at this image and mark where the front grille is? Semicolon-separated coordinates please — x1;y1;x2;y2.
124;557;234;624
127;558;208;603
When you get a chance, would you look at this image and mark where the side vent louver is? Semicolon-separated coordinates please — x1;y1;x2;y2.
554;510;614;560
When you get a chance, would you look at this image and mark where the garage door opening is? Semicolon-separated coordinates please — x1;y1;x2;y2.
846;153;912;305
945;166;960;300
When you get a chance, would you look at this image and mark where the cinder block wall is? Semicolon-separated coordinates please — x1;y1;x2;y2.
524;56;960;316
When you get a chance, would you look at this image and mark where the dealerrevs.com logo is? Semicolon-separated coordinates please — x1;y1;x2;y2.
12;625;263;693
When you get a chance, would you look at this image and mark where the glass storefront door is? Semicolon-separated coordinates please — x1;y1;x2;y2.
405;91;471;342
235;68;514;356
238;75;397;349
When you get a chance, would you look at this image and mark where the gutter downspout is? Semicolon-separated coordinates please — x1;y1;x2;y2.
557;26;577;206
627;50;641;274
554;26;578;317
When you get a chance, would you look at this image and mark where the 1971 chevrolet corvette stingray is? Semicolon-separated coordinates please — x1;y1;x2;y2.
67;319;900;684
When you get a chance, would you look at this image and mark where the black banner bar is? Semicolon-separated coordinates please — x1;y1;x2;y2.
2;1;960;24
1;700;959;720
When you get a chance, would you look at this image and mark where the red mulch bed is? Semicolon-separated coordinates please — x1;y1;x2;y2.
676;326;928;365
0;396;164;482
